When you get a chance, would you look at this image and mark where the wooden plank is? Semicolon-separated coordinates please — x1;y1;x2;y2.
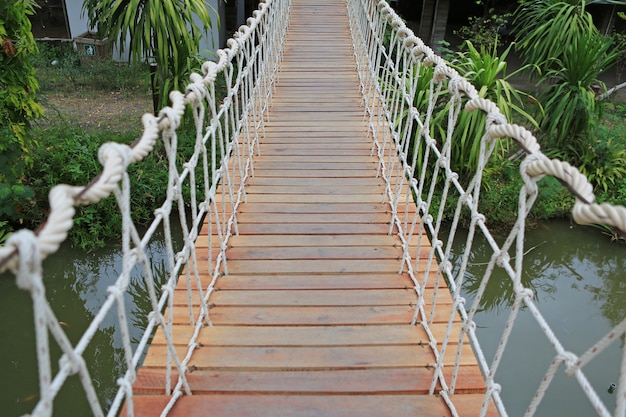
134;366;485;395
208;289;416;307
127;394;460;417
243;185;385;195
254;155;375;163
142;342;478;370
212;193;387;204
235;212;390;224
234;203;395;214
173;288;451;310
170;270;443;296
151;322;462;347
169;325;426;346
216;259;434;274
211;273;439;291
143;345;437;369
203;222;394;234
257;147;373;156
247;169;377;177
223;246;402;260
176;305;418;325
199;234;403;247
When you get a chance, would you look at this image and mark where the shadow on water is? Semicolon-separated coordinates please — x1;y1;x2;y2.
0;223;183;417
446;220;625;417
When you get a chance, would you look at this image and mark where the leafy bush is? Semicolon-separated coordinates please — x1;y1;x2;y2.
0;0;44;237
479;161;574;224
22;124;196;249
454;8;512;50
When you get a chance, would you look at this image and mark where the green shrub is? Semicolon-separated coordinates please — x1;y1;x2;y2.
0;0;44;237
454;8;512;50
22;124;196;249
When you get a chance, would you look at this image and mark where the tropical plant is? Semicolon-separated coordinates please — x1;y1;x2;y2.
513;0;600;74
0;0;43;237
438;40;539;178
83;0;215;108
538;32;620;148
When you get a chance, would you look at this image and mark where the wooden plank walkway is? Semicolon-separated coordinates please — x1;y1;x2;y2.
130;0;495;415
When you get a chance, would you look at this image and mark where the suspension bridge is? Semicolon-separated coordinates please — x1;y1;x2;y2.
1;0;626;416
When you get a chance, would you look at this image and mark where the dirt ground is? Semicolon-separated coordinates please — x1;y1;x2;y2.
38;63;625;136
40;89;153;134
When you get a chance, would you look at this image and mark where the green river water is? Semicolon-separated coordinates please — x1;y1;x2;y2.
0;220;623;416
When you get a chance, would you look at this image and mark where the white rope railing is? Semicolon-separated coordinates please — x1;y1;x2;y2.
0;0;289;415
347;0;626;416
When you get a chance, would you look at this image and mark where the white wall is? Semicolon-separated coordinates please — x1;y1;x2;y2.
65;0;226;62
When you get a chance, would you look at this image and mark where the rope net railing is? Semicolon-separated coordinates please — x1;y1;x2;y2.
347;0;626;416
0;0;289;415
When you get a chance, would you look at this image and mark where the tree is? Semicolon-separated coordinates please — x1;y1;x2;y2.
83;0;215;109
0;0;44;240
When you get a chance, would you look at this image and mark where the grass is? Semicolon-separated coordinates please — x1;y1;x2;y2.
34;41;149;95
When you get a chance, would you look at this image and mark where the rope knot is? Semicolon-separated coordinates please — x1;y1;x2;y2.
98;142;133;178
486;382;502;395
186;82;208;102
485;110;508;129
558;351;580;377
6;230;42;291
107;285;123;299
159;107;182;131
462;319;476;333
117;377;134;395
516;287;534;303
59;353;83;376
156;205;174;220
495;250;510;267
440;259;452;274
458;193;470;205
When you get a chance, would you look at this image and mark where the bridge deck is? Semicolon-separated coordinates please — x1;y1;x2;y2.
130;0;494;415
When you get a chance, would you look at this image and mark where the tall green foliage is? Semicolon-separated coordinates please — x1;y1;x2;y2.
0;0;43;238
434;40;537;179
513;0;599;75
514;0;624;188
539;33;619;148
83;0;215;108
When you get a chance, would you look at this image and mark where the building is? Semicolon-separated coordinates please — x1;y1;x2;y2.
28;0;257;61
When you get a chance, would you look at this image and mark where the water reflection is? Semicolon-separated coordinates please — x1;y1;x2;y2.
0;227;178;417
446;220;626;416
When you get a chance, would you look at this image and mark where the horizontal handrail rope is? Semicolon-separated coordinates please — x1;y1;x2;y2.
0;0;288;416
347;0;626;417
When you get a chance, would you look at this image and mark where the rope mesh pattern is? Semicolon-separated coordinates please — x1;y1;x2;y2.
1;0;626;416
347;0;626;416
0;0;289;415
